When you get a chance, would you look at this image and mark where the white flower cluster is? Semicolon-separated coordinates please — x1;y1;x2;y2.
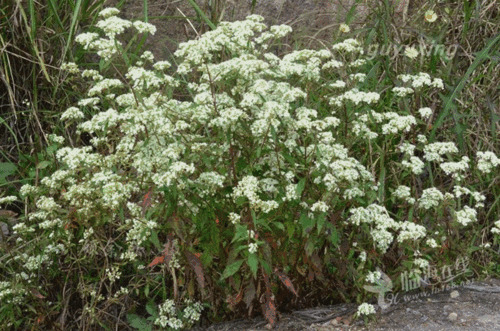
398;221;427;242
454;206;477;226
392;86;414;97
440;156;469;180
348;204;400;252
402;156;425;175
392;185;415;204
418;107;433;120
330;88;380;106
232;176;279;213
418;188;444;210
365;270;382;284
0;196;17;204
331;38;364;53
155;299;184;329
476;151;500;174
11;11;500;324
398;72;444;89
423;142;458;162
154;299;203;329
357;303;376;316
491;220;500;235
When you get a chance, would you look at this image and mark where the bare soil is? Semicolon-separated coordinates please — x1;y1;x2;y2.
198;278;500;331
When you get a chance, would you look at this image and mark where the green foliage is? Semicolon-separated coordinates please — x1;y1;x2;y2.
0;1;498;329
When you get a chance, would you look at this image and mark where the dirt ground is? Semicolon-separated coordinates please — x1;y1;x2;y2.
198;278;500;331
106;0;409;59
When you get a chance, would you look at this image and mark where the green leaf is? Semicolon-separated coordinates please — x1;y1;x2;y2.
247;253;258;278
222;260;244;279
149;230;161;250
300;213;315;234
296;178;306;197
328;225;339;247
0;162;17;180
273;221;285;231
127;314;150;330
231;224;248;243
145;300;157;317
259;258;272;274
316;214;326;234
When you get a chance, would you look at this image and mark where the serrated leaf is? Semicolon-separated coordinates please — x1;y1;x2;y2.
259;258;272;275
222;260;244;279
328;225;339;247
149;230;161;250
145;301;156;317
316;214;326;234
0;162;17;181
36;160;51;170
296;178;306;196
300;213;315;234
127;314;149;330
247;253;258;278
273;221;285;231
231;224;248;243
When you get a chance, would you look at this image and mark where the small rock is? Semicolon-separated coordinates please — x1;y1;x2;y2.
450;290;459;298
448;312;458;321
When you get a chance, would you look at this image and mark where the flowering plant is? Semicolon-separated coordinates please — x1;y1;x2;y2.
1;8;498;328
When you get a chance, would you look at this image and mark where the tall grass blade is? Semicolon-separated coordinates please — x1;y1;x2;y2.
429;33;500;145
186;0;217;30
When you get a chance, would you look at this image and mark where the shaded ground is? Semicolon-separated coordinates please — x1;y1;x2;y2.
198;278;500;330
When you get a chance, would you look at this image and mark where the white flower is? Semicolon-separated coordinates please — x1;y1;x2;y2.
417;134;428;144
0;196;17;204
98;7;120;18
339;23;350;33
491;220;500;235
365;271;382;284
402;156;425;175
425;10;438;23
418;107;433;120
61;62;79;74
228;213;241;225
398;221;426;242
357;303;376;316
75;32;99;49
359;251;367;262
424;142;458;162
330;80;346;89
405;46;419;59
331;38;363;53
248;242;258;254
311;201;329;213
476;151;500;174
413;258;429;269
133;21;157;34
348;204;399;252
96;16;132;38
455;206;477;226
440;156;469;179
426;238;438;248
392;87;414;97
418;188;444;210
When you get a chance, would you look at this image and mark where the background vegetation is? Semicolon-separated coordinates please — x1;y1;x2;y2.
0;0;498;329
